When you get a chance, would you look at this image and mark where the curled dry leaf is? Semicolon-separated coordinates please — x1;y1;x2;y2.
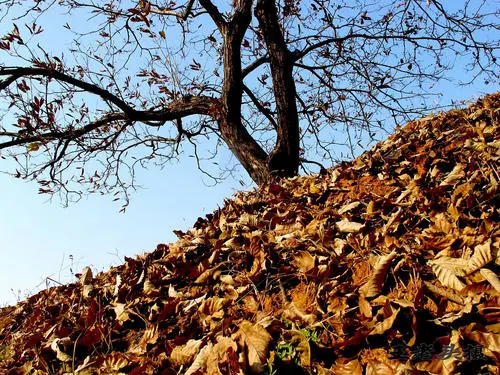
466;240;494;274
113;303;131;323
338;201;361;214
82;284;93;299
287;330;312;368
199;296;226;319
103;352;130;372
292;250;316;273
364;360;398;375
206;336;242;375
330;359;363;375
462;324;500;356
79;266;93;285
429;256;468;277
440;163;466;186
283;301;316;326
480;268;500;292
49;337;72;362
369;308;400;336
360;251;398;298
130;324;159;354
185;342;212;375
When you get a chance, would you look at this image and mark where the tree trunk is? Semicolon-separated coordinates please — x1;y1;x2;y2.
200;0;300;186
255;0;300;178
216;1;271;185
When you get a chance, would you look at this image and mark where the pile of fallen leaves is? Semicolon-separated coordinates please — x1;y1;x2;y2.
0;93;499;375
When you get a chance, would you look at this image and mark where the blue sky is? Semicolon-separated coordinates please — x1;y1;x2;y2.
0;2;498;306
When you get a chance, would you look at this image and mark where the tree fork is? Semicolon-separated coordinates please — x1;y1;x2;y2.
201;0;271;185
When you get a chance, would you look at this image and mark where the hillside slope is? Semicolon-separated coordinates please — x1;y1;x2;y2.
0;93;499;375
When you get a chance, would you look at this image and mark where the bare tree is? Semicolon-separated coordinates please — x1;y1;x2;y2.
0;0;497;208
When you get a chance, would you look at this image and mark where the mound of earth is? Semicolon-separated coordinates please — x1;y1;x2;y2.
0;93;499;375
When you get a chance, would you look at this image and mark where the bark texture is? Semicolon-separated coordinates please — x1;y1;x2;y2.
255;0;300;178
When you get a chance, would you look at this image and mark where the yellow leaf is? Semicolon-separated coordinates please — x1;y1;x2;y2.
159;30;166;39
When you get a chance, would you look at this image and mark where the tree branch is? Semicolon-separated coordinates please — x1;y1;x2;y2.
0;113;128;149
0;66;136;115
149;0;196;21
294;33;495;62
243;84;278;130
242;55;269;78
198;0;227;33
0;95;221;149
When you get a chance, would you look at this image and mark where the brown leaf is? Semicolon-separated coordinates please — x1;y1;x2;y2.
79;266;93;285
360;251;398;298
430;263;466;291
170;339;203;366
330;359;363;375
292;251;316;273
336;219;365;233
466;240;494;274
233;321;271;373
480;268;500;292
440;163;466;186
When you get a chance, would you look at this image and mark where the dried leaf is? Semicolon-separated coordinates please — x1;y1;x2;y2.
369;308;400;335
440;164;466;186
360;251;398;298
480;268;500;292
336;219;365;233
293;251;316;273
79;266;93;285
330;359;363;375
170;339;202;366
463;325;500;355
338;201;361;214
233;321;271;373
430;263;466;291
288;330;311;368
466;240;494;274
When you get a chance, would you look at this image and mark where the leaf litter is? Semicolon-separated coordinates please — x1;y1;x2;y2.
0;93;499;374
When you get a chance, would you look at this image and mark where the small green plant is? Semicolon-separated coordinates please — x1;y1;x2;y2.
276;340;296;361
300;328;320;344
264;327;320;375
262;353;278;375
